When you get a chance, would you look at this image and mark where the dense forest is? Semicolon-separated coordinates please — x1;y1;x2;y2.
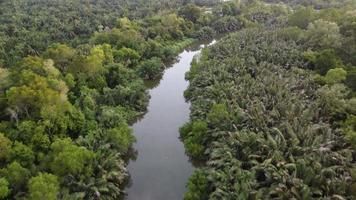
181;0;356;199
0;0;222;66
0;0;355;199
0;0;244;199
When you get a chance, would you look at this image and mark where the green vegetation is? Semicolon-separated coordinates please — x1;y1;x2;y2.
0;0;208;66
1;0;355;199
0;0;248;198
182;0;356;199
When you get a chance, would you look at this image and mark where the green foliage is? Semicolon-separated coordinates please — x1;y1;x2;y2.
105;63;138;88
0;68;11;90
106;123;135;153
28;173;59;200
207;104;230;127
194;26;216;40
9;142;35;168
288;6;315;29
0;0;193;66
317;84;348;120
0;178;10;199
346;130;356;147
102;80;149;112
136;57;165;80
0;162;30;192
180;121;208;159
304;49;343;75
49;138;94;177
69;45;105;77
5;57;73;125
305;19;342;50
161;13;186;40
114;47;140;67
345;68;356;91
2;0;355;199
339;13;356;65
276;26;304;42
0;0;258;199
184;170;209;200
347;98;356;115
43;44;76;72
324;68;347;85
0;133;11;161
314;67;348;86
99;106;138;128
179;4;202;23
343;115;356;147
212;16;245;34
182;28;355;199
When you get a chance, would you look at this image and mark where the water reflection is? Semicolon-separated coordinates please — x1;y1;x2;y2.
125;39;216;200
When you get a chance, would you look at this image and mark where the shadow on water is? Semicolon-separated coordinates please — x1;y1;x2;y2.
124;38;217;200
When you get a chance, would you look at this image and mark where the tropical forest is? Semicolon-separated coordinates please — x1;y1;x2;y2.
0;0;355;199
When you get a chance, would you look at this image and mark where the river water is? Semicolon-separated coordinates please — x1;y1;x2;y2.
125;41;214;200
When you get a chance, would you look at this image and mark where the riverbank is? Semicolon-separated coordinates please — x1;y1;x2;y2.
125;40;215;200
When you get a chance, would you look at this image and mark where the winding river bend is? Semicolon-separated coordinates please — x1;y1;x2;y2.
126;41;214;200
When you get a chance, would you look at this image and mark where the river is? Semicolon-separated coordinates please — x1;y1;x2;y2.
125;40;215;200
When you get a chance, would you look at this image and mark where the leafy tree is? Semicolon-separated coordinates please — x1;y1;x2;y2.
345;68;356;91
102;80;148;112
8;142;35;168
142;39;165;58
8;120;44;146
162;14;185;40
117;17;139;31
113;47;140;67
212;16;244;33
324;68;347;85
105;63;138;88
136;57;164;80
288;6;315;29
0;162;30;192
304;49;343;75
0;178;10;200
184;170;209;200
106;123;135;153
0;133;11;161
43;44;76;72
12;56;61;78
207;104;230;127
99;106;137;128
40;103;85;137
27;173;59;200
346;130;356;147
339;14;356;65
6;61;69;119
317;8;342;23
180;121;208;158
179;4;202;23
194;26;215;40
70;46;105;77
221;2;240;16
49;138;94;177
0;68;11;91
305;19;342;50
276;26;304;42
318;83;349;118
98;44;114;65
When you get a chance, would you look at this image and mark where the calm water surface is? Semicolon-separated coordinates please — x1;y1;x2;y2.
126;41;214;200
